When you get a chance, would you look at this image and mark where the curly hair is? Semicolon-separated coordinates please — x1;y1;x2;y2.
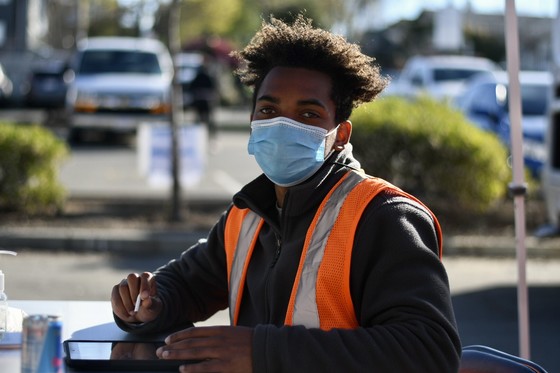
232;15;388;122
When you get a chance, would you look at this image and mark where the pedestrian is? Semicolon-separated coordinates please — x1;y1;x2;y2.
188;58;218;140
111;15;461;372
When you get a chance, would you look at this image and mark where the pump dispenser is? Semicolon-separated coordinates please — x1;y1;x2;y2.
0;250;17;340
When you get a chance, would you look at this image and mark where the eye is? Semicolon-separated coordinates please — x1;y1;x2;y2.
302;111;320;119
260;107;276;115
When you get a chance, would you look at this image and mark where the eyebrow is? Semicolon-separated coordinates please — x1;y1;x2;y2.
256;95;328;110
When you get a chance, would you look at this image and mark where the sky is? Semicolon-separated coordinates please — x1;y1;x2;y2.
380;0;557;26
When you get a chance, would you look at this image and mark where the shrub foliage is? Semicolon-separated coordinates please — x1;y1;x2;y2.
0;123;68;214
350;96;512;212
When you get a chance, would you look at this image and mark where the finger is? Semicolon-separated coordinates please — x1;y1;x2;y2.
135;273;162;323
165;326;222;345
127;273;142;299
139;272;155;300
135;273;158;312
117;274;139;315
111;284;130;320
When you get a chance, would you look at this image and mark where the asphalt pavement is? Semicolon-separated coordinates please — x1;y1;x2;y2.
0;107;559;371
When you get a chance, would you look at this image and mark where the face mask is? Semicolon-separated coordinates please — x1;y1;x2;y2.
248;116;337;187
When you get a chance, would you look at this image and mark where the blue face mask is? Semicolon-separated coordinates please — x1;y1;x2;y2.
248;116;337;187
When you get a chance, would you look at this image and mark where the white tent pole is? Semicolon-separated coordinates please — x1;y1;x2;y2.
504;0;530;359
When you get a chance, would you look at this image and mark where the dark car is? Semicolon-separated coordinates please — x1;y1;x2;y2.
456;70;552;179
25;61;68;108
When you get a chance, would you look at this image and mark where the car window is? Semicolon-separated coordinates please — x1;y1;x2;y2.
433;68;490;82
78;50;162;75
520;85;549;115
497;84;549;116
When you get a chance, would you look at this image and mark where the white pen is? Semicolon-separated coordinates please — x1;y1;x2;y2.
134;293;142;313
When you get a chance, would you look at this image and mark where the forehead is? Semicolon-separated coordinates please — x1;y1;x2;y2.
257;66;334;101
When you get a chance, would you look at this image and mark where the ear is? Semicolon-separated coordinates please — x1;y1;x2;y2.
334;120;352;151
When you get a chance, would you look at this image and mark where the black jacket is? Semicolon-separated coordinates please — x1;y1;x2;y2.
116;145;462;372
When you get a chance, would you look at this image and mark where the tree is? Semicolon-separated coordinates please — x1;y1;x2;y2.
153;0;245;46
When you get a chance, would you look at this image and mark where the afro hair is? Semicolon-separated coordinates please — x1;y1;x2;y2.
233;15;388;122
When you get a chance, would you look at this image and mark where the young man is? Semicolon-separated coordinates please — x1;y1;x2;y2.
111;16;461;372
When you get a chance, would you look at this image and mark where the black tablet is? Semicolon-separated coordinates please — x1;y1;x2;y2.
64;340;199;371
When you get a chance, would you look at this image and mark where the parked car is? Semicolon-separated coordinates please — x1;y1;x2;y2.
386;55;501;102
0;62;13;106
25;60;68;108
65;37;173;138
456;70;553;179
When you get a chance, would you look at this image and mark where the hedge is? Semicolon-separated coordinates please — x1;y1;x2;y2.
350;96;512;212
0;122;68;214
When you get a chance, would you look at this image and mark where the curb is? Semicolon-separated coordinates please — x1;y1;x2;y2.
0;226;207;254
2;226;560;258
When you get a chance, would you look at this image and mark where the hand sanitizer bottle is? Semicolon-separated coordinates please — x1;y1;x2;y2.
0;250;17;341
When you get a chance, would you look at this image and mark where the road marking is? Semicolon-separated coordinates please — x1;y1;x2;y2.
213;170;244;195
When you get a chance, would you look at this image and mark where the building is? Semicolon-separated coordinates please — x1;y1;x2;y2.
0;0;75;105
361;8;554;72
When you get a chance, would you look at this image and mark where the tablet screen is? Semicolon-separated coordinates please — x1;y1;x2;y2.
66;341;164;361
64;340;192;371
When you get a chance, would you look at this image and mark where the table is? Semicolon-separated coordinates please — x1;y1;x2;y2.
1;300;229;372
1;300;219;372
1;300;121;372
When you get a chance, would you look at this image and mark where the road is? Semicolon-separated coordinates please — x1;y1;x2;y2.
58;129;260;202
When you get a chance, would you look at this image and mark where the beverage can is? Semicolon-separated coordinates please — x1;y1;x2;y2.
21;314;63;373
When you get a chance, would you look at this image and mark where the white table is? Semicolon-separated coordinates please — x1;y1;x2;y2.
1;300;230;372
4;300;204;372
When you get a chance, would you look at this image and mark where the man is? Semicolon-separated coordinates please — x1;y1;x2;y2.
112;15;461;372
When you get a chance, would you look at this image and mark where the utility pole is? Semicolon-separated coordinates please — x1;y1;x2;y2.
168;0;183;222
76;0;89;42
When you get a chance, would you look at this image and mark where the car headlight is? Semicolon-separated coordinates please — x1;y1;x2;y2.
137;95;162;109
140;94;170;114
74;91;100;112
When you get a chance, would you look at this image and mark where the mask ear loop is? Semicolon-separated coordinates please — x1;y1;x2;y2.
327;124;346;152
323;124;342;159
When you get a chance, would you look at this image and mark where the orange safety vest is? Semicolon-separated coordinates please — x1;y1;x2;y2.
224;170;443;331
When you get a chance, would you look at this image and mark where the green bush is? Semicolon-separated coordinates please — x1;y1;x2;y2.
350;96;511;212
0;123;69;214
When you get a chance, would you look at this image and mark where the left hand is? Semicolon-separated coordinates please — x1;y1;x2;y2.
156;326;253;373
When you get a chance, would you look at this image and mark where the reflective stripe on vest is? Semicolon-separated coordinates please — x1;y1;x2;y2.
224;207;264;325
224;171;442;330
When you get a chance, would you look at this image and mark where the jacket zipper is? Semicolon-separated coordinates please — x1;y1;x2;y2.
264;231;282;321
265;202;285;321
270;233;282;268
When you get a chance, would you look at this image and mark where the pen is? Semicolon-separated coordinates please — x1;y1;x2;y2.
134;293;141;313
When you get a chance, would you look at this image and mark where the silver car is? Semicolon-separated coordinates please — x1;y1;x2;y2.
66;37;173;137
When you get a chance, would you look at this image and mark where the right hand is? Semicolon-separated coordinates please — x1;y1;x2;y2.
111;272;162;323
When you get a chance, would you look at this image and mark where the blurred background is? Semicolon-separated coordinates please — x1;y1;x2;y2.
0;1;560;370
0;0;556;108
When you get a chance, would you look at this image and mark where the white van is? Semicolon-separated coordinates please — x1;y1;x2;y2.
65;37;173;138
387;55;501;102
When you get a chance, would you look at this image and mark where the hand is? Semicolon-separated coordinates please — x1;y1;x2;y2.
156;326;253;373
111;272;162;323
